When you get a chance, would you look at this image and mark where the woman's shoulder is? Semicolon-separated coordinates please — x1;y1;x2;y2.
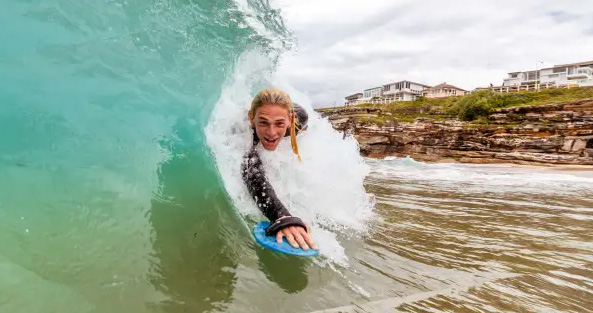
291;103;308;135
293;103;308;121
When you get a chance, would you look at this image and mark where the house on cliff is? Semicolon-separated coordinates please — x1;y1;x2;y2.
484;60;593;93
540;64;593;87
341;86;384;106
382;80;430;102
362;86;384;101
344;93;363;106
423;83;467;98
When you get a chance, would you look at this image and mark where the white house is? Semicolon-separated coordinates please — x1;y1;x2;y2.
540;60;593;87
382;80;431;101
362;86;383;100
503;71;537;87
344;93;363;106
502;60;593;88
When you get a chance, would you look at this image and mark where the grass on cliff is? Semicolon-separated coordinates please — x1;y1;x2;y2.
341;86;593;121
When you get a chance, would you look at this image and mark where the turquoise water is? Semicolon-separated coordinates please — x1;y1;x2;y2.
0;1;293;312
5;2;593;313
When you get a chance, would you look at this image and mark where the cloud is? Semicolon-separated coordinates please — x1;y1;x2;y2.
547;11;577;23
272;0;593;108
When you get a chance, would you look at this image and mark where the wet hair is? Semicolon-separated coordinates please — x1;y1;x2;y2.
250;88;301;161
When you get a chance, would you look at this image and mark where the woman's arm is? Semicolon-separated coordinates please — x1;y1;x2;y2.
241;146;315;249
241;146;292;222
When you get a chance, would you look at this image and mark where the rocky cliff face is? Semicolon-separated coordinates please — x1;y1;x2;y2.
316;99;593;165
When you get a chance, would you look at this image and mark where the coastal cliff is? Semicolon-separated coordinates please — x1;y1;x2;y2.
316;99;593;165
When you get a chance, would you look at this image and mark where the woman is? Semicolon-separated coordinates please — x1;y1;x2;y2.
241;88;318;251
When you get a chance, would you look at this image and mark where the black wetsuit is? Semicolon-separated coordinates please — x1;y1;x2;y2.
241;104;309;235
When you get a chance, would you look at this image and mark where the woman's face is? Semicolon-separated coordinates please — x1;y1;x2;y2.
250;103;291;151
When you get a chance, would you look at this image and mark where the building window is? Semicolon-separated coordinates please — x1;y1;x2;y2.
553;67;567;73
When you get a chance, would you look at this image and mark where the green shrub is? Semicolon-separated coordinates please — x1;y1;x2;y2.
548;88;564;96
447;90;505;121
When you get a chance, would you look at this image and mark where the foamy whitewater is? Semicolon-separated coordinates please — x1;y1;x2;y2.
205;50;376;265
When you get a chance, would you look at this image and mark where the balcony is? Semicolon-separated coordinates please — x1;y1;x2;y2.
567;68;592;80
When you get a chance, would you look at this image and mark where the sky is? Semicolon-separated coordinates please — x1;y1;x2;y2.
273;0;593;108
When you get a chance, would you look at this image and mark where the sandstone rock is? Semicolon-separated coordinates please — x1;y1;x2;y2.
489;113;508;120
572;139;587;152
561;139;575;152
316;99;593;165
355;134;389;145
575;130;593;136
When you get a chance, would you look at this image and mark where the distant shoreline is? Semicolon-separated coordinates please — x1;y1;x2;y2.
317;96;593;168
370;154;593;177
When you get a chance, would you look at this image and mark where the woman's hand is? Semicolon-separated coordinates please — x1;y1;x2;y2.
276;222;318;251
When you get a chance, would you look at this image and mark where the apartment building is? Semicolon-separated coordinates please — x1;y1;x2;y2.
503;60;593;88
540;60;593;87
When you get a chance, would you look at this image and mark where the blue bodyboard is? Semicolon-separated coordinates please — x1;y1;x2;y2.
253;221;319;257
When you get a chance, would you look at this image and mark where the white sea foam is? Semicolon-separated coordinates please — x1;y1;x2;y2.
205;50;375;264
371;156;593;196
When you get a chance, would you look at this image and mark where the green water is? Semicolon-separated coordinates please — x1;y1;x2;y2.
0;1;291;312
5;2;593;313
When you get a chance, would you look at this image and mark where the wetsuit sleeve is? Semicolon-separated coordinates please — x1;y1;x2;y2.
293;103;308;132
241;146;292;222
285;103;309;137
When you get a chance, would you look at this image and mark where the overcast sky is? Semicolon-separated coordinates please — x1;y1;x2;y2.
274;0;593;108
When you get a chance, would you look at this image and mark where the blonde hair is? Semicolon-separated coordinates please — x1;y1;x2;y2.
250;88;301;161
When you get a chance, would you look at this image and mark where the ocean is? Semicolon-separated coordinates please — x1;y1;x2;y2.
2;1;593;312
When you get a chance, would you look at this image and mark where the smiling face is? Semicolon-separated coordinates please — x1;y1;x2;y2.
249;103;292;151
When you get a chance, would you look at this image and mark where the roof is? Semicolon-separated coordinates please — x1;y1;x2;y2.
363;86;383;91
507;70;538;75
554;60;593;68
383;80;431;88
344;93;363;100
508;60;593;74
426;82;466;91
